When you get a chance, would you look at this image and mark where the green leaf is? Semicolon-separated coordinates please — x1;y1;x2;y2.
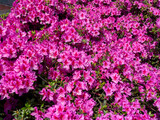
89;41;92;47
30;107;34;111
149;111;154;117
25;103;31;107
131;98;135;102
100;81;105;88
21;107;26;110
82;39;87;43
102;105;107;110
41;103;44;108
31;30;36;35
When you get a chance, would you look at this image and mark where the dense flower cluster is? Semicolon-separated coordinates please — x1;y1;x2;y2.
0;0;160;119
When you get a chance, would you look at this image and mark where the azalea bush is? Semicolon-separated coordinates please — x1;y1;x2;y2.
0;0;160;119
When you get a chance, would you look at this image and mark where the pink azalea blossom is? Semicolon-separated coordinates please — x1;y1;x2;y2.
156;17;160;28
110;73;121;83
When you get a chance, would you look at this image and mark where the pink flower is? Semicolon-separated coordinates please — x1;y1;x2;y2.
59;113;68;120
48;68;59;80
29;60;38;70
39;88;54;101
56;87;66;97
2;45;16;58
66;95;72;102
57;53;67;62
57;96;66;105
31;107;44;120
14;63;29;73
73;87;82;96
0;26;7;36
73;70;81;80
64;34;72;42
156;17;160;28
141;67;149;76
76;81;88;90
79;12;86;19
63;59;71;70
86;76;95;86
83;70;90;79
110;82;117;92
76;60;85;69
40;47;48;56
103;86;113;96
39;88;47;101
103;60;110;69
10;80;22;94
91;30;100;37
154;98;160;111
0;63;3;76
86;23;93;32
110;73;121;83
114;92;122;102
65;81;74;93
93;23;100;31
132;99;140;109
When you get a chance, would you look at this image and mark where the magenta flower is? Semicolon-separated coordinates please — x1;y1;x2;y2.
110;73;121;83
55;104;64;113
103;60;110;69
73;87;82;96
56;87;66;97
156;17;160;28
65;81;74;93
39;88;54;101
73;70;81;80
79;12;86;20
31;107;44;120
86;76;95;86
132;99;140;109
0;26;7;37
48;68;59;80
0;63;3;76
103;87;113;96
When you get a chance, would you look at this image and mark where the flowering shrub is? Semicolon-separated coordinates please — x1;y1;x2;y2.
0;0;160;119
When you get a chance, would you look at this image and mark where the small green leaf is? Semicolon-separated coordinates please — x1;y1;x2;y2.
82;39;87;43
89;41;92;47
149;111;154;117
41;103;44;108
30;107;35;111
21;107;26;110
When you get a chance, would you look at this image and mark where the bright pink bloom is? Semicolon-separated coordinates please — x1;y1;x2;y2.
73;70;81;80
48;68;59;80
39;88;54;101
66;81;74;93
156;17;160;28
86;76;95;86
76;81;88;90
31;107;44;120
103;60;110;69
103;86;113;96
56;87;66;97
132;99;140;109
110;73;121;83
79;12;86;19
73;87;82;96
83;70;90;79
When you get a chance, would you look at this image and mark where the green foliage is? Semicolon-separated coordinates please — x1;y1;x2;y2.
13;103;34;120
0;12;9;20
